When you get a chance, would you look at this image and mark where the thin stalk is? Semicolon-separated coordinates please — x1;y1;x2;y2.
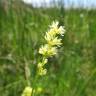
24;59;31;86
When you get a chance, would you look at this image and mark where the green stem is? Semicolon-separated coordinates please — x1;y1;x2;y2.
24;59;31;86
32;74;39;96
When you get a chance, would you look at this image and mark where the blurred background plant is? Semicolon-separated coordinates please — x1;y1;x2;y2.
0;0;96;96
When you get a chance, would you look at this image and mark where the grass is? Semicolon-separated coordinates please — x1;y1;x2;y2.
0;1;96;96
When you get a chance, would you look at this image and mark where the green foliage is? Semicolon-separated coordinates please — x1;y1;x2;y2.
0;1;96;96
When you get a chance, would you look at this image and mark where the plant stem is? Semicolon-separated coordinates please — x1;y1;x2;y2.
24;59;31;86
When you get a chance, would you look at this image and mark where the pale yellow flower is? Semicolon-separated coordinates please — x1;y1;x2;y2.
22;86;32;96
44;28;58;41
45;23;65;43
47;47;57;56
37;58;48;76
38;67;47;75
44;31;54;41
39;44;48;56
39;44;57;56
47;37;62;46
43;58;48;64
38;62;42;68
49;26;65;36
38;21;65;76
38;58;48;68
58;26;65;36
50;21;59;28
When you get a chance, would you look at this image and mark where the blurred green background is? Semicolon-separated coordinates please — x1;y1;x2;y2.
0;0;96;96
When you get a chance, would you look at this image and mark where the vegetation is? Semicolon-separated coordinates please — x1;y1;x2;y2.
0;0;96;96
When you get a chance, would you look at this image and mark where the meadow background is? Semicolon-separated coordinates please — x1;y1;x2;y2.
0;0;96;96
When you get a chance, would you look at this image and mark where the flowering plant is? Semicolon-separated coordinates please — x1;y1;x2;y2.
22;21;65;96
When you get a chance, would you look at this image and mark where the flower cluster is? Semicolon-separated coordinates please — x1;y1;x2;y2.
38;21;65;75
